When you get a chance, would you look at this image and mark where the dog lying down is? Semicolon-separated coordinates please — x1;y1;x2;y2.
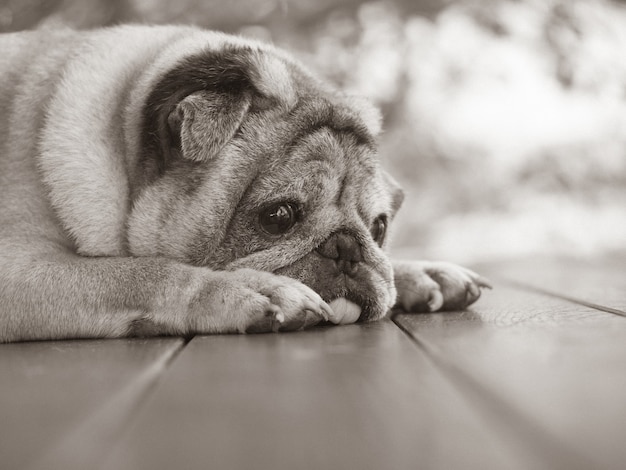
0;25;491;342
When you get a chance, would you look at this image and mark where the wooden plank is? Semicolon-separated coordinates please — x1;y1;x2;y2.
0;337;183;470
476;256;626;315
103;320;573;470
395;284;626;470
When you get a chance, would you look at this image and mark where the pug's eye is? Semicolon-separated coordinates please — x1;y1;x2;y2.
259;202;299;235
370;215;387;247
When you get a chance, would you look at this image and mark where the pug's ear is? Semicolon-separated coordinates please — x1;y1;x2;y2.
145;48;298;171
382;170;405;217
167;91;250;162
166;50;300;163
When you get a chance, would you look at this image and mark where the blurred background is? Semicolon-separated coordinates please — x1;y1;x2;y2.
2;0;625;263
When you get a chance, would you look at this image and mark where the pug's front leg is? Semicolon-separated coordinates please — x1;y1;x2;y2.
392;261;492;313
0;255;332;342
119;268;334;336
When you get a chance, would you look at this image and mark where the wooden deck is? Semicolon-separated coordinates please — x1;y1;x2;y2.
1;256;625;470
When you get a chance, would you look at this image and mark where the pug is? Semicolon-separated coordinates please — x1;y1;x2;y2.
0;25;490;342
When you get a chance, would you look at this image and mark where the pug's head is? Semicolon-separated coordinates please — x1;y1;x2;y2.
127;43;404;322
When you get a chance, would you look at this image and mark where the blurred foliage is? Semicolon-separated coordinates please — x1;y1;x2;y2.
2;0;625;261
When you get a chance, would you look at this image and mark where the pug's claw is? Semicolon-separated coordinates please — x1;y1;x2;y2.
393;261;491;313
302;299;330;322
476;276;493;290
233;270;328;334
427;289;444;312
319;302;333;322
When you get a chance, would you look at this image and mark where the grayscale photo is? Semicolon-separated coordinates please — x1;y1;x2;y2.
1;0;625;469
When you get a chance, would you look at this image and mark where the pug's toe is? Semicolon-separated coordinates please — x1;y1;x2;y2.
244;278;329;333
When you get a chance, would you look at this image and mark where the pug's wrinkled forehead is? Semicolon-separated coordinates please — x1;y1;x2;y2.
127;41;398;267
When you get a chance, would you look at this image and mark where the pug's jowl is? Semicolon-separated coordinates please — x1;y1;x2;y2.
0;25;490;342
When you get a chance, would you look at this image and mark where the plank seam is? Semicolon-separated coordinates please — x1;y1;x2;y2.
27;338;188;470
391;316;599;470
500;278;626;318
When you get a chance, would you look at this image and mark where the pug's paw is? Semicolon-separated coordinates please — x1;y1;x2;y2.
393;261;492;312
204;269;333;334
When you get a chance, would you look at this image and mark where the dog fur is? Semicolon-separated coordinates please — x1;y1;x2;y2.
0;25;490;342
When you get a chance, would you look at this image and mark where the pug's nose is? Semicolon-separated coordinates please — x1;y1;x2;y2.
316;231;362;276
